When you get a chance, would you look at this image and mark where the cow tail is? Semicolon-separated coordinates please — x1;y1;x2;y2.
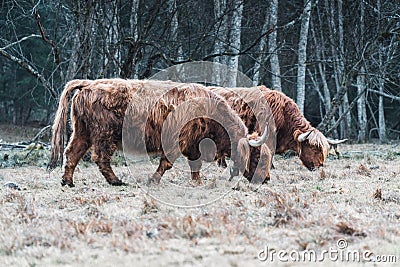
48;80;90;170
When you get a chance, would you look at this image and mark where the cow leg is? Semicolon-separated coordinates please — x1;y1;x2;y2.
188;159;202;185
229;164;239;181
217;155;228;168
148;155;175;185
92;142;126;186
62;134;91;187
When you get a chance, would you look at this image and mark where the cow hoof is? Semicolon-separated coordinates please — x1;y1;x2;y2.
220;161;227;168
147;173;161;186
262;177;270;184
61;179;75;187
190;178;202;186
110;180;128;186
230;167;239;178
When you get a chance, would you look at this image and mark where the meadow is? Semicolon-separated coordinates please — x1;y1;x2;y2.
0;125;399;266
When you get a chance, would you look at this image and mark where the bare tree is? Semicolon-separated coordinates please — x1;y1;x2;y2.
99;1;121;77
296;0;312;113
253;0;281;90
268;0;282;91
213;0;228;85
309;5;333;123
357;66;367;142
377;1;387;143
324;0;349;138
356;1;367;143
226;0;243;87
0;0;399;137
252;12;269;86
337;0;351;138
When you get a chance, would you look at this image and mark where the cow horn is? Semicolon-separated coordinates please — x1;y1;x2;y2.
327;138;348;145
297;131;313;143
248;127;268;147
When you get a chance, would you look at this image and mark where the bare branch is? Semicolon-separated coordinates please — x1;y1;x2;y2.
1;34;41;50
202;28;275;61
0;47;57;99
32;5;60;65
326;86;368;134
368;89;400;101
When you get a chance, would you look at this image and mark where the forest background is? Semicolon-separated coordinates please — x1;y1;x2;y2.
0;0;399;142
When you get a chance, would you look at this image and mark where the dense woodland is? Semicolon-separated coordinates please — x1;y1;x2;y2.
0;0;399;142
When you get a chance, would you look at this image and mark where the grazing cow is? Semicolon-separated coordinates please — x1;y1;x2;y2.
49;79;272;187
211;86;347;171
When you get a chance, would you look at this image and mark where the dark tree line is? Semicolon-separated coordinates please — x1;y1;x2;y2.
0;0;399;142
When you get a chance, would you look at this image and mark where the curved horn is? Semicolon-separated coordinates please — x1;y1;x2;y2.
296;131;313;143
248;127;269;147
327;138;348;145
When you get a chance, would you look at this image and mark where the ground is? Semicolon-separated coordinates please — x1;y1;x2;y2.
0;126;399;266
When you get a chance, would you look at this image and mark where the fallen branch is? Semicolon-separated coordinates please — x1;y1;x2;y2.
0;143;28;150
31;125;51;143
24;125;52;158
0;141;50;151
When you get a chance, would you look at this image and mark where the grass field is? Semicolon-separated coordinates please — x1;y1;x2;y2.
0;127;399;266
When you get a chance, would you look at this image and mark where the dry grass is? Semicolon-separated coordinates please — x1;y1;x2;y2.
0;143;399;266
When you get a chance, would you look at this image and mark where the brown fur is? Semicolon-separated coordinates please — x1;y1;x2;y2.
211;86;330;171
49;79;271;187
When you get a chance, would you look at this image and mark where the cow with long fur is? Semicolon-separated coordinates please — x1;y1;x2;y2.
49;79;272;187
211;86;346;171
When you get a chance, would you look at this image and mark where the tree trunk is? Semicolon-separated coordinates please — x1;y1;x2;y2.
253;0;281;90
310;17;331;114
378;73;386;143
325;0;348;138
356;2;367;143
337;0;351;138
65;30;80;82
226;0;243;87
101;1;120;77
252;14;269;86
268;0;281;91
357;66;367;142
80;1;93;78
296;0;312;113
12;99;17;125
377;0;387;143
130;0;140;78
168;0;184;79
213;0;228;85
109;2;120;77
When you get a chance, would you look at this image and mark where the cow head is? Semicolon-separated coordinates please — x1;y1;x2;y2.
294;129;347;171
234;128;272;183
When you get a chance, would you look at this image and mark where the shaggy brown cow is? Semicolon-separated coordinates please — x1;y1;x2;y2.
211;86;346;171
49;79;272;187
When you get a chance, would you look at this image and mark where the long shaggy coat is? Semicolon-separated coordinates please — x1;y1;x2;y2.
49;79;271;187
